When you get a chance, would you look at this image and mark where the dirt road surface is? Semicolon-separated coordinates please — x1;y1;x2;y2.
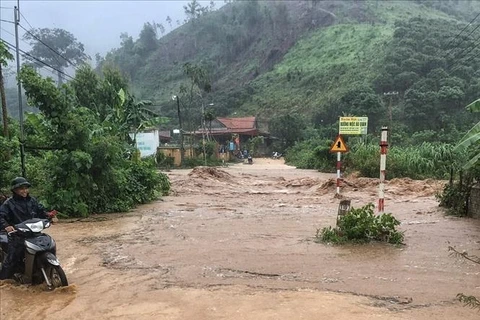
1;159;479;319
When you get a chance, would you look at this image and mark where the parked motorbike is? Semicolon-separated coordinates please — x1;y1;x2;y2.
272;152;282;159
0;215;68;289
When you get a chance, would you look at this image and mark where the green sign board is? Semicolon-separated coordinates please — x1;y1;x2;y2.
339;117;368;135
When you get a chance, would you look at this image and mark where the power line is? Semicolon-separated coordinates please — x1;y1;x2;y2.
440;13;480;72
0;19;14;24
450;43;480;73
449;33;480;72
446;25;480;71
442;12;480;59
1;37;74;80
19;12;34;31
1;26;46;56
19;24;78;69
0;27;15;38
447;22;480;57
18;11;79;68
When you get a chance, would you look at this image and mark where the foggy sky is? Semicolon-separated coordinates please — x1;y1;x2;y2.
0;1;221;55
0;0;222;84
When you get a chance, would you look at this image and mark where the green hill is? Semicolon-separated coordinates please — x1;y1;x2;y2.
100;0;480;138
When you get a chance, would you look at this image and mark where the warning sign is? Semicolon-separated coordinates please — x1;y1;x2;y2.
330;135;348;153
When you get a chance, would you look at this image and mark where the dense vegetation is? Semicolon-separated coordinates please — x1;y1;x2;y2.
97;1;480;173
0;53;170;216
99;1;479;129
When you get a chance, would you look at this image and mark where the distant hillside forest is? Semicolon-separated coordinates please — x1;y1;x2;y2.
98;0;480;145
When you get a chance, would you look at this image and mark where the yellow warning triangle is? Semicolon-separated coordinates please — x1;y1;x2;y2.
330;135;348;153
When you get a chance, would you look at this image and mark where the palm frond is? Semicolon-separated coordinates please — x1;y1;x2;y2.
455;121;480;150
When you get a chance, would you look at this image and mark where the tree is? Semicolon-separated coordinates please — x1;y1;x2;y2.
18;65;169;216
157;23;166;36
269;113;305;151
23;28;88;85
23;28;88;86
179;62;212;164
0;40;14;139
180;62;211;132
120;89;169;144
184;0;209;22
135;23;158;56
203;108;215;139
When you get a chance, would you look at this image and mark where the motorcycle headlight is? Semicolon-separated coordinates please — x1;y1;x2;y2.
24;221;44;232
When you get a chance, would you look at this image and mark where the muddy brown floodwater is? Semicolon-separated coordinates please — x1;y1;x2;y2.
1;159;480;319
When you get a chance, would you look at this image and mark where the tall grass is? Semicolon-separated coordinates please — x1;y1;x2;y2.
287;138;468;179
344;141;467;179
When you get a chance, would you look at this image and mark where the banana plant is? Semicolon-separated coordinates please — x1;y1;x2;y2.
455;99;480;169
119;89;169;144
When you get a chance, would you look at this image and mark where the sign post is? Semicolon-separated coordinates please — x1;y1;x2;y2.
330;135;348;196
378;127;389;213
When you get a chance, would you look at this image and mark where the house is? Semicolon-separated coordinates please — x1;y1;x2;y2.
189;116;269;143
159;130;172;144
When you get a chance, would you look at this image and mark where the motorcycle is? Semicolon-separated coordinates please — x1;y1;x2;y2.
0;215;68;289
272;152;282;159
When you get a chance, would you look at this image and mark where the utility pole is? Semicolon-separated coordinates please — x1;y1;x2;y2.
383;91;398;127
201;101;207;166
0;63;9;140
173;95;184;167
14;4;26;178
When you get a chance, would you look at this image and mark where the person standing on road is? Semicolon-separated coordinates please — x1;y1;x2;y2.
0;177;52;280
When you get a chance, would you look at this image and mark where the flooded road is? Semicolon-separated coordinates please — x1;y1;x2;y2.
1;159;479;319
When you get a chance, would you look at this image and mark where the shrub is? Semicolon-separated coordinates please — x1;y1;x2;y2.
437;173;474;216
316;203;404;245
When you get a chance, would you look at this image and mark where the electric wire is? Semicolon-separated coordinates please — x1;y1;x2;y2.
0;38;75;80
19;24;77;69
0;26;61;78
445;22;480;69
450;45;480;73
449;33;480;73
19;12;34;31
441;12;480;59
0;27;15;38
18;11;80;68
2;13;77;77
0;19;14;24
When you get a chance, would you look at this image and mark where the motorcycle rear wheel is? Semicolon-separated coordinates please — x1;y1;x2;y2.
47;265;68;288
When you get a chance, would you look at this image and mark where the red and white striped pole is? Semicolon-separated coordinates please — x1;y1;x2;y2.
336;152;341;195
378;126;389;213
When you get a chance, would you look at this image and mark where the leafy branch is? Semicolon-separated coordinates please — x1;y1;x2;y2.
448;246;480;265
448;246;480;310
457;294;480;310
